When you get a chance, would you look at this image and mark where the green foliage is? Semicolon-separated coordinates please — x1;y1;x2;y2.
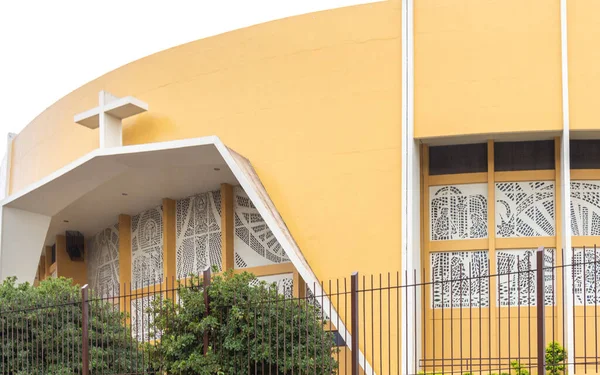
147;270;339;375
510;360;530;375
546;341;567;375
0;276;144;375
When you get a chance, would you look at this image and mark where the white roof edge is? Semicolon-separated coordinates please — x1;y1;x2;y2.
1;136;221;207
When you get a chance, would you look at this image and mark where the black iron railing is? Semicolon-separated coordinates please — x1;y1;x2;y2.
3;248;600;374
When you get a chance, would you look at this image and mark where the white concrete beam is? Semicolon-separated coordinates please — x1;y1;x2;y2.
0;206;51;283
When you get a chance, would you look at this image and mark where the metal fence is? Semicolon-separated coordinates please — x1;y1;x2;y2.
1;248;600;374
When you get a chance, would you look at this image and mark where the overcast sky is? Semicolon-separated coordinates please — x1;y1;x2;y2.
0;0;376;158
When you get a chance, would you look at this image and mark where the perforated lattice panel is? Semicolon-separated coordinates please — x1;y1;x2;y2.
87;224;119;297
131;206;163;287
573;248;600;305
571;181;600;236
431;251;489;309
496;248;555;306
234;186;289;268
429;184;488;241
495;181;555;238
176;191;222;278
250;273;294;299
130;296;158;342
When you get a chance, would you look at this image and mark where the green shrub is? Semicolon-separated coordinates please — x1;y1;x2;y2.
546;342;567;375
0;276;143;375
510;360;530;375
146;270;339;375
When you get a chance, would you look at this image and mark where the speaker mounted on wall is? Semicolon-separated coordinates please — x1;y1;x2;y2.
66;231;85;261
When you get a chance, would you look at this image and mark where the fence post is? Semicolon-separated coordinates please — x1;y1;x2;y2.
536;247;546;375
203;268;211;355
81;284;89;375
351;272;359;375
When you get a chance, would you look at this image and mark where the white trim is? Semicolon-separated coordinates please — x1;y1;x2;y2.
1;136;219;208
3;133;16;199
402;0;420;373
560;0;574;373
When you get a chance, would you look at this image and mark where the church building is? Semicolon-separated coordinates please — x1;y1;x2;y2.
1;1;599;373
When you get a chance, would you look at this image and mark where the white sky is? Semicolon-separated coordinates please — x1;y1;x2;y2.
0;0;376;158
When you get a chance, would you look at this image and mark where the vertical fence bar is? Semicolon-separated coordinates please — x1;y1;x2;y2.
350;272;359;375
537;247;546;375
81;285;89;375
203;268;211;355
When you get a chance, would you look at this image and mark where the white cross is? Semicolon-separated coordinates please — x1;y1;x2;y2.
74;91;148;148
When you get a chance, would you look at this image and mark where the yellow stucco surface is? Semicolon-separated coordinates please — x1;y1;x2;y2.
414;0;563;139
568;0;600;131
10;1;402;282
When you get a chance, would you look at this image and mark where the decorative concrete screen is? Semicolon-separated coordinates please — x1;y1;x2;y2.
496;248;555;306
87;224;120;296
233;186;290;268
571;181;600;236
429;184;488;241
251;273;294;299
131;295;156;342
495;181;555;238
176;191;222;278
573;247;600;305
430;251;489;308
131;206;163;287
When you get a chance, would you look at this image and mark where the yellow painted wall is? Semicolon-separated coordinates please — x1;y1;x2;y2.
414;0;563;139
55;235;87;287
568;0;600;131
9;0;402;282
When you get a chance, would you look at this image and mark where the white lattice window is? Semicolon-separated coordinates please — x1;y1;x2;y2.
496;248;555;307
495;181;555;238
429;184;488;241
251;273;294;299
130;296;158;342
573;247;600;305
131;206;163;288
571;181;600;236
87;224;119;297
234;187;289;268
430;251;489;308
176;191;222;279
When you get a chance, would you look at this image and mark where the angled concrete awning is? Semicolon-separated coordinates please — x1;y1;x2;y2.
0;136;374;374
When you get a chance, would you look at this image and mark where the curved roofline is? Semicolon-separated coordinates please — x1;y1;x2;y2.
16;0;382;135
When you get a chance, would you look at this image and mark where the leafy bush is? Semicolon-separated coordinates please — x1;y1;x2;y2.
146;270;339;375
546;341;567;375
0;276;144;375
510;360;530;375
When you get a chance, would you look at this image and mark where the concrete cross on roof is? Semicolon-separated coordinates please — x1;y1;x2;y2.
74;91;148;148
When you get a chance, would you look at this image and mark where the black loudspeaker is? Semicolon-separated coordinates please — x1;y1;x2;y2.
66;231;85;261
51;244;56;263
